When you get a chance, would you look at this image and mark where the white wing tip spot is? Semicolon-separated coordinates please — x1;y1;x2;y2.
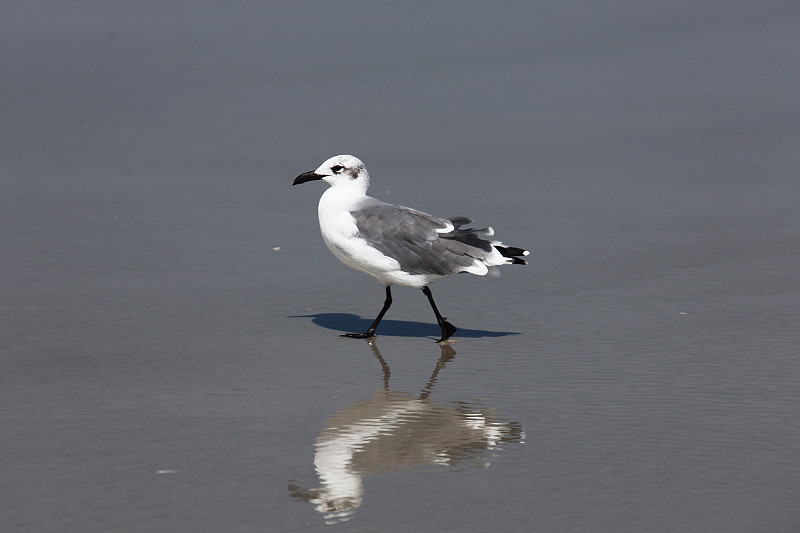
436;220;455;233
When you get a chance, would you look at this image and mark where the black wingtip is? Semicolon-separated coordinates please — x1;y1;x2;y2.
496;245;529;265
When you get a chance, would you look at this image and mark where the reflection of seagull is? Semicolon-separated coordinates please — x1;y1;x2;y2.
288;340;524;524
293;155;529;342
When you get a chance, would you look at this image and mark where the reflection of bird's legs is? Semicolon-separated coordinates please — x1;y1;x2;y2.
419;343;457;400
365;338;391;389
366;337;455;397
342;286;392;339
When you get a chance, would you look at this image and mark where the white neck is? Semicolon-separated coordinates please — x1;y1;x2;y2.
318;183;367;218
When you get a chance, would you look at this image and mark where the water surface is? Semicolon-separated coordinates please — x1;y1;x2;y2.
2;1;799;532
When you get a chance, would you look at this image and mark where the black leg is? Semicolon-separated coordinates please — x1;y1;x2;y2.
342;286;392;339
422;286;457;342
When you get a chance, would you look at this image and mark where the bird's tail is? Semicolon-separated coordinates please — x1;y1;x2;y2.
446;217;529;268
495;245;528;265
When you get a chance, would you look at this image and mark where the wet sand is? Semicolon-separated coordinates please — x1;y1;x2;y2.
3;2;799;532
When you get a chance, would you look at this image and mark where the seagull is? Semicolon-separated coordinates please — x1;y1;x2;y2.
293;155;528;342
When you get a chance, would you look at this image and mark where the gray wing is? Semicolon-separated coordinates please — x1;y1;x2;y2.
350;200;493;276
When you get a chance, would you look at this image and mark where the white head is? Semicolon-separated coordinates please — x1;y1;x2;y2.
293;155;370;192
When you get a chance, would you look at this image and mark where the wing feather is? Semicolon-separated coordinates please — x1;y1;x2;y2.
351;200;497;276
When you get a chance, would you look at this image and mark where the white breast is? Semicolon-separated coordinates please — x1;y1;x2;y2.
317;188;404;283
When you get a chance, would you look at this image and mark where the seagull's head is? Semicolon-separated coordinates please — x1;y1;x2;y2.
293;155;369;191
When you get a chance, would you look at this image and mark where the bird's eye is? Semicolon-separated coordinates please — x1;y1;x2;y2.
331;164;344;174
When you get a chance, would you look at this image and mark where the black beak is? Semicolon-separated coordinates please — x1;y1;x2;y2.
293;171;324;186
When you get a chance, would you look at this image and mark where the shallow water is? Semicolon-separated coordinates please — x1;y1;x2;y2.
3;1;800;532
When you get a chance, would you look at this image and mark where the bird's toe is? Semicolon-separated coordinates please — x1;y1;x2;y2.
341;332;376;339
